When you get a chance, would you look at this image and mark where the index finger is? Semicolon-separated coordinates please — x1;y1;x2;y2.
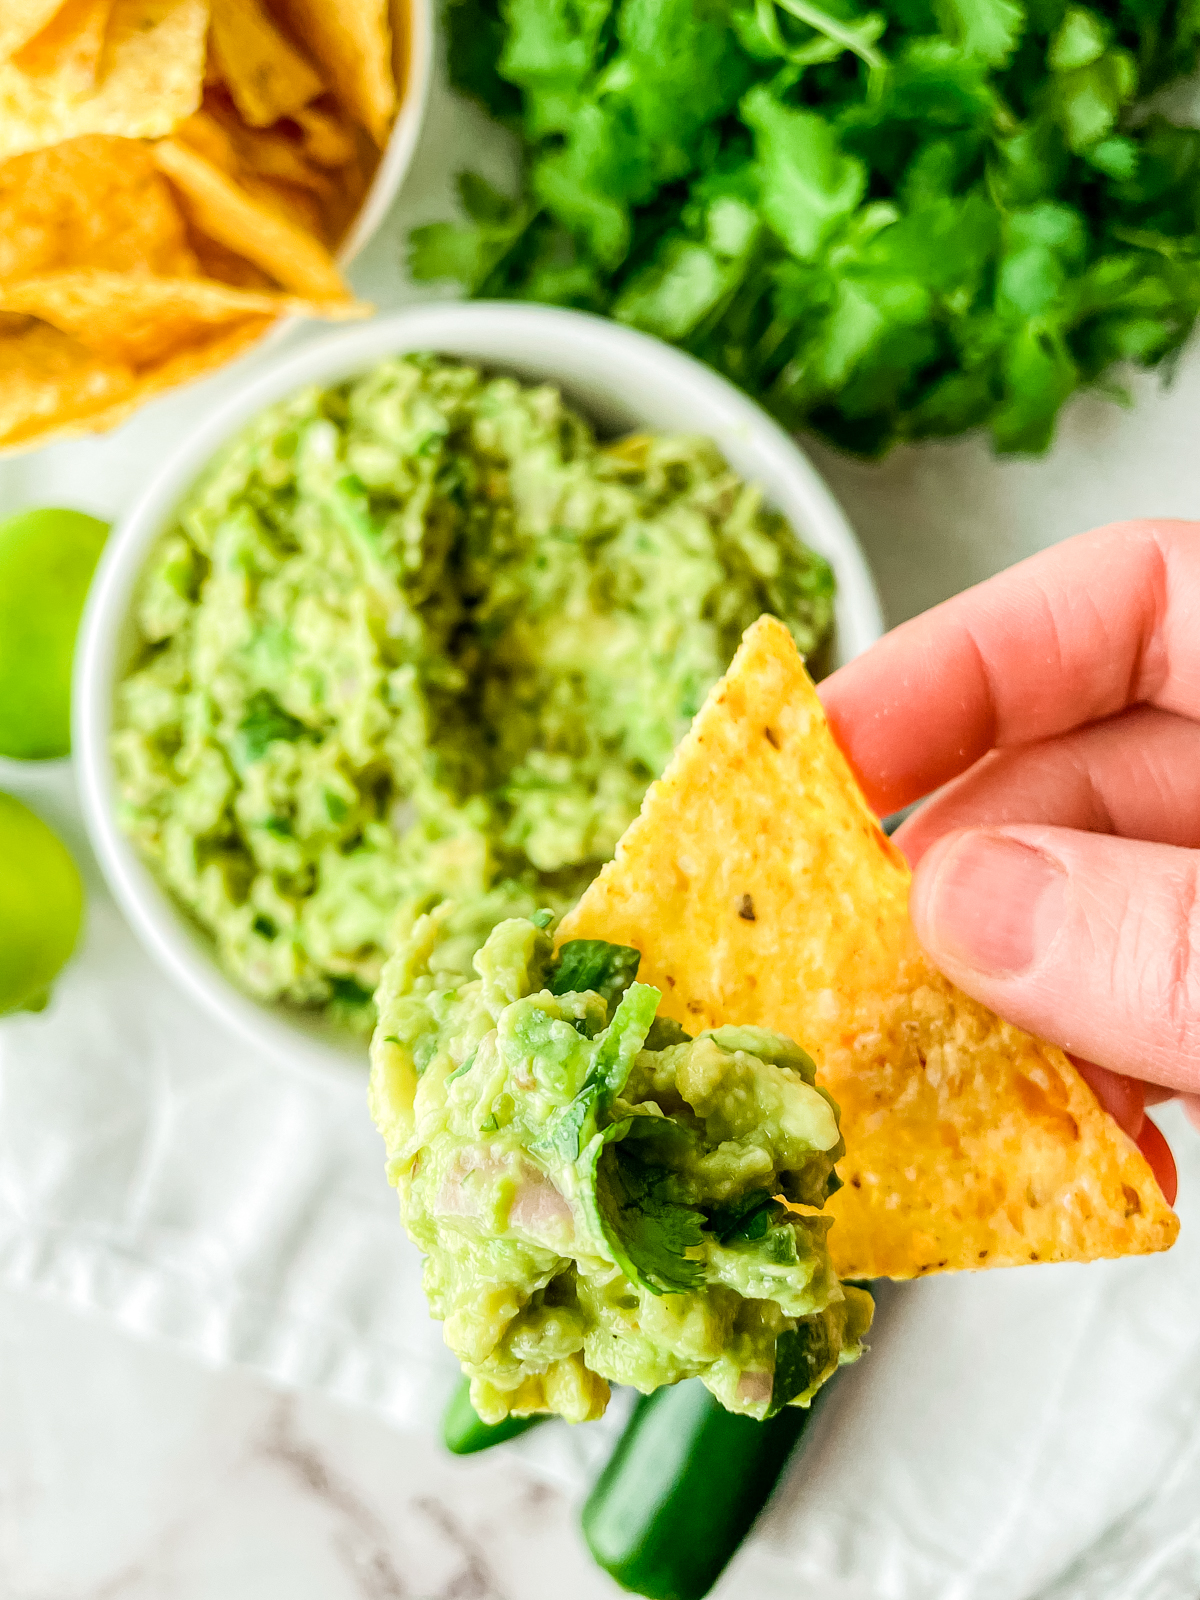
819;519;1200;815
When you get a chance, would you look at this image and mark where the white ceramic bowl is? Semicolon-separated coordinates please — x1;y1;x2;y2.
338;0;434;267
75;305;885;1085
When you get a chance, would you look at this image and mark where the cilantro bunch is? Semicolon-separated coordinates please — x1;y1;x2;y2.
413;0;1200;455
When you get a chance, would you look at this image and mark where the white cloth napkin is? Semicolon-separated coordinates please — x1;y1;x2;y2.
0;763;442;1424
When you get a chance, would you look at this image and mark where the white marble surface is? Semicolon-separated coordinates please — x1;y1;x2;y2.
3;31;1200;1600
0;1286;617;1600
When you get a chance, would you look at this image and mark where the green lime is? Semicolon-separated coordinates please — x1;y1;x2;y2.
0;792;84;1015
0;507;110;760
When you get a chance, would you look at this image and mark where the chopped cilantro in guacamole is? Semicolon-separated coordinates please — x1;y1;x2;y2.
370;914;872;1423
112;356;834;1033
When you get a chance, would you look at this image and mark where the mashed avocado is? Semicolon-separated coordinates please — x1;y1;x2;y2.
113;356;834;1033
370;914;872;1423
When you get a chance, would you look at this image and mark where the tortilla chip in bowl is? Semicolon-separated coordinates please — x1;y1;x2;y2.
0;0;432;454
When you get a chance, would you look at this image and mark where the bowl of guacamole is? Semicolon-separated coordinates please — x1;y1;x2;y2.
76;306;883;1079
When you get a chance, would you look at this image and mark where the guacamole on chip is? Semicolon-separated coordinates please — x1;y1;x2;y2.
113;355;834;1033
369;912;872;1423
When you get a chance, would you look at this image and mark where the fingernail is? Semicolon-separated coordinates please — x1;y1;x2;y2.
915;832;1067;976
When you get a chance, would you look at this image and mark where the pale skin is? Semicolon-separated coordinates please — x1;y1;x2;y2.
819;518;1200;1202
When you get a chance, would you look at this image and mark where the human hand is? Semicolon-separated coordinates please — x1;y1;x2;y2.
819;519;1200;1198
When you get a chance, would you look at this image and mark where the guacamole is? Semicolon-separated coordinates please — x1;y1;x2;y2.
113;356;834;1033
370;914;872;1423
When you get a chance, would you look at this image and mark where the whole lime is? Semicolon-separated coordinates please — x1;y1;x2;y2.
0;507;110;760
0;792;84;1015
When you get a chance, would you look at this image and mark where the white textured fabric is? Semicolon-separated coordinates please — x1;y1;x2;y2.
0;761;442;1428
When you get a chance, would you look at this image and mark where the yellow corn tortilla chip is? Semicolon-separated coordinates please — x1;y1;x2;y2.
0;0;207;161
0;317;135;444
0;313;270;454
0;134;198;278
0;270;365;365
273;0;394;145
185;104;333;193
560;615;1180;1278
238;172;325;237
152;135;352;298
390;0;409;104
207;0;322;128
11;0;114;95
291;100;357;167
0;1;67;64
187;231;273;289
172;103;236;166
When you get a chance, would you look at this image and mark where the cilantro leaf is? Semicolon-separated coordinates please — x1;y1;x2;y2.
236;691;308;765
409;175;537;293
704;1188;781;1243
643;1014;693;1050
744;85;866;260
548;939;642;1010
500;0;613;103
598;1145;710;1292
581;1131;707;1294
428;0;1200;457
935;0;1024;66
445;0;522;121
616;0;754;180
538;979;659;1161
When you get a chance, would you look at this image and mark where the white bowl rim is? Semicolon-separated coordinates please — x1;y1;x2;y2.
337;0;435;268
74;303;885;1089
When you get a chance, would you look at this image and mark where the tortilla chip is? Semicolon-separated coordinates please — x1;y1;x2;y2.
11;0;113;95
237;172;325;237
0;270;365;365
560;616;1180;1278
320;160;371;245
186;231;274;288
0;0;207;161
0;134;198;278
172;104;236;167
290;100;357;167
273;0;394;145
152;135;352;298
0;313;270;454
0;317;135;444
390;0;409;104
207;0;322;128
0;1;67;65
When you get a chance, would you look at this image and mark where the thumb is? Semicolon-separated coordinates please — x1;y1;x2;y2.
909;824;1200;1093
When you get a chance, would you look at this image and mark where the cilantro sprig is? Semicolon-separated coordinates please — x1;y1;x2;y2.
417;0;1200;456
541;942;707;1293
582;1126;709;1295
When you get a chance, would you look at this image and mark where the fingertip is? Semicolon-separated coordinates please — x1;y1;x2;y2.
892;804;946;870
1142;1085;1176;1107
906;828;956;945
1069;1056;1146;1141
818;680;900;817
908;828;1067;980
1136;1115;1178;1208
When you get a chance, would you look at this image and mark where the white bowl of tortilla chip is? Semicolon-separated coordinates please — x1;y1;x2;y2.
0;0;433;454
75;303;885;1084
